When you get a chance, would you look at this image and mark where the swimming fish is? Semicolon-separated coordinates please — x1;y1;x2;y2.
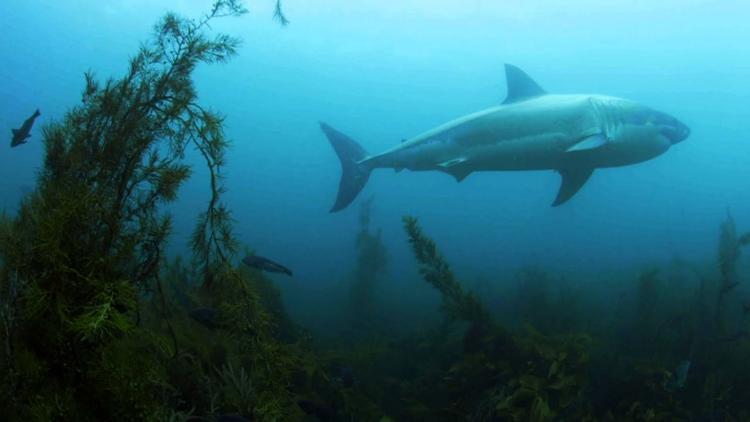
11;109;41;147
667;359;691;391
242;254;293;276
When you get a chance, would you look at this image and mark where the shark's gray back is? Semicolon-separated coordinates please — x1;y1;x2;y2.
366;94;637;171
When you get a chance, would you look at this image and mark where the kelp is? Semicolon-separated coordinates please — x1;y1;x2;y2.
392;213;750;419
400;216;593;420
718;212;746;290
349;198;388;328
0;1;321;420
403;216;491;327
715;212;750;336
273;0;290;26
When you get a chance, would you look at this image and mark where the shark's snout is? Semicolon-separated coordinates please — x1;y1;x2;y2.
675;121;690;144
648;109;690;145
661;119;690;145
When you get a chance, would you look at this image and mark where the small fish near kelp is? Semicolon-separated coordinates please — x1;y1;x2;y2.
242;254;293;276
11;109;41;147
667;359;691;391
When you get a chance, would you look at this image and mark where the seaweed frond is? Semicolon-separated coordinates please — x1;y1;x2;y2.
218;361;255;415
349;198;388;327
0;1;251;417
718;212;741;291
273;0;290;26
402;216;490;326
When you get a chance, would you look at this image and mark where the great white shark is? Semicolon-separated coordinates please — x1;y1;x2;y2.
320;64;690;212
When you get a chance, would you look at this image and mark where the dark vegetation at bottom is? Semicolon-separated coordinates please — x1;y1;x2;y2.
328;212;750;421
2;1;750;420
4;197;750;421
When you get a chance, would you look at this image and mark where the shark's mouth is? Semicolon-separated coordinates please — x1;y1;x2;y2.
659;124;690;144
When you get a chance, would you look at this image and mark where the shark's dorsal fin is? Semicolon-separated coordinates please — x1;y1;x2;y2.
503;64;547;104
552;167;594;206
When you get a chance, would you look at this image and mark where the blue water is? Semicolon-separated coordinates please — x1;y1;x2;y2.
1;1;749;324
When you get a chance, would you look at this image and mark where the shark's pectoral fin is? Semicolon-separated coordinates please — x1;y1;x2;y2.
11;129;18;136
552;167;594;206
566;134;608;152
438;157;472;182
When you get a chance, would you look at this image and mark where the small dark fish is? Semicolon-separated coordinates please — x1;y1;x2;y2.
11;109;40;147
331;364;355;388
666;359;691;391
189;307;218;329
242;254;293;276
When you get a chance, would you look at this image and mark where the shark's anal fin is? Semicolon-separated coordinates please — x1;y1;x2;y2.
502;64;547;104
552;167;594;206
566;134;608;152
448;168;472;182
437;157;471;182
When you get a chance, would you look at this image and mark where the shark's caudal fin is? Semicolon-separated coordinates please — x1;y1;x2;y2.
320;122;372;212
502;64;547;104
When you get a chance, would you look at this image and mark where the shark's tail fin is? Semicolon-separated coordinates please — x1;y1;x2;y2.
320;122;372;212
33;109;40;118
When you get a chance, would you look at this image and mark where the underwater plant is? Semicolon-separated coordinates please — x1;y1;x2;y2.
273;0;290;26
217;361;255;415
714;212;750;335
0;1;315;419
349;198;388;328
718;212;743;292
402;216;491;327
